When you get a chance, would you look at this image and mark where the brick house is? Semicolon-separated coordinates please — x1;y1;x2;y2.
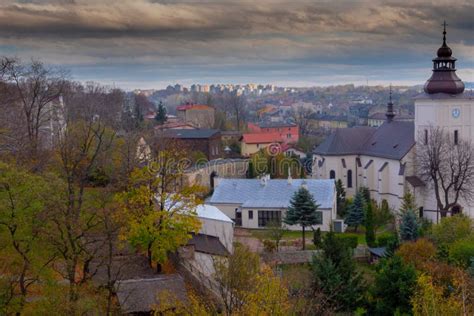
162;129;221;160
176;103;215;129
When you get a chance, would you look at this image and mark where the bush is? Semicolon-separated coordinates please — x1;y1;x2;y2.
449;237;474;268
313;228;322;248
262;240;276;253
377;233;397;247
432;215;473;246
335;233;358;249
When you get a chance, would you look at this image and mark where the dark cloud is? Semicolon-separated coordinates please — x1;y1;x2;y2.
0;0;472;89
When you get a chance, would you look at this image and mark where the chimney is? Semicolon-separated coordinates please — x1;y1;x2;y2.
287;167;292;185
260;175;267;186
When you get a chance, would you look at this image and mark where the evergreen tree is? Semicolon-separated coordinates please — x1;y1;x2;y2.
335;179;346;218
345;190;365;232
365;201;376;247
312;227;322;248
311;230;365;312
400;209;419;241
371;255;417;315
247;160;255;178
359;186;370;202
400;190;417;214
284;187;321;250
154;101;167;124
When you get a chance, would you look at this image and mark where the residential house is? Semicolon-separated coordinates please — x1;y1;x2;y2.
208;177;336;231
161;129;221;160
176;103;215;128
248;121;299;143
239;132;282;156
310;114;349;130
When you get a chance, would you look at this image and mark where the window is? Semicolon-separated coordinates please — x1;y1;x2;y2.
329;170;336;179
347;170;353;188
454;130;459;145
287;134;291;138
258;210;281;227
248;210;254;220
314;211;323;225
424;129;428;145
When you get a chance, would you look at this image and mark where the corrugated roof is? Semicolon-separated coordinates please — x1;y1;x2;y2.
313;121;415;160
209;179;334;209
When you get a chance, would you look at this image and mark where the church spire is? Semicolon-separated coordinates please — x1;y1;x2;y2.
386;84;395;122
424;21;465;95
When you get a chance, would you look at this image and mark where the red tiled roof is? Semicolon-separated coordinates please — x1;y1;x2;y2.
241;133;282;144
176;104;213;111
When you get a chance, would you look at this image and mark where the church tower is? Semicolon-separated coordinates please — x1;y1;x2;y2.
414;22;474;218
415;22;473;145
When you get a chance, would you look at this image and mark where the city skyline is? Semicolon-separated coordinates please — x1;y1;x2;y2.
1;0;473;90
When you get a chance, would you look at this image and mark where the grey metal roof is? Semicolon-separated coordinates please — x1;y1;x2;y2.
162;129;219;139
313;121;415;160
188;233;229;256
209;179;334;209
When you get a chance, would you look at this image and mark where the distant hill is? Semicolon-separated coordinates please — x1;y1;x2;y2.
465;82;474;90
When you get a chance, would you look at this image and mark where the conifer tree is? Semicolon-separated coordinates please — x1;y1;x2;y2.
154;101;167;124
365;201;376;247
284;187;321;250
345;190;365;232
400;190;417;214
400;209;419;241
335;179;346;218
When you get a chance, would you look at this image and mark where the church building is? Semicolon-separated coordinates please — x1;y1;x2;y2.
313;24;474;221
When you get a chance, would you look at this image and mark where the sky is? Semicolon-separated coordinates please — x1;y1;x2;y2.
0;0;473;90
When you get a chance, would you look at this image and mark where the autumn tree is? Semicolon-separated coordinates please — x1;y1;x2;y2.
117;150;203;271
284;187;321;250
417;126;474;216
0;163;60;312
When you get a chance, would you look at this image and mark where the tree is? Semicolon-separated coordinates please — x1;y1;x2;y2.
310;230;365;312
265;220;285;252
225;92;247;131
284;187;321;250
417;126;474;216
154;101;167;125
371;255;417;315
400;190;417;214
312;227;322;248
1;58;67;162
0;163;59;311
400;209;419;241
365;201;376;247
411;274;463;316
359;186;370;202
345;190;365;232
117;162;202;271
335;179;346;218
396;239;436;271
373;199;394;234
289;105;314;136
431;214;472;246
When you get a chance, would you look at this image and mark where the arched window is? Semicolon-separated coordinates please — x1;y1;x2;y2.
347;170;353;188
329;170;336;179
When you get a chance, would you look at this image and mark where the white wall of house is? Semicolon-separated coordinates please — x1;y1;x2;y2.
199;217;234;253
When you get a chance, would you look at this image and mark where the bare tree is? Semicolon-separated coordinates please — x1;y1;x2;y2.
290;105;315;136
2;59;67;158
417;126;474;216
225;92;247;131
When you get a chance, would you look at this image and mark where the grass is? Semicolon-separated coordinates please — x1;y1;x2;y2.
248;227;394;247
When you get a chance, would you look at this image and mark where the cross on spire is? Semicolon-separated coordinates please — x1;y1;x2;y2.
442;20;448;45
389;84;392;103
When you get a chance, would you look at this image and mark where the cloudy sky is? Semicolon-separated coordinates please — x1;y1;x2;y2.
1;0;473;90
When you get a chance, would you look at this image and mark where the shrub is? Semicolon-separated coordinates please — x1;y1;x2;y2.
396;238;436;270
335;233;358;249
449;237;474;268
313;228;322;248
262;240;276;253
431;215;473;246
377;232;397;247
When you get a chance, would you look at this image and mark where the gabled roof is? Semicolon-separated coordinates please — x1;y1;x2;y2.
313;127;375;156
313;121;415;160
196;204;233;223
162;129;219;139
209;179;334;209
188;233;229;256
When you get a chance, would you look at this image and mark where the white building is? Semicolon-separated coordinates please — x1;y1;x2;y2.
208;177;336;231
313;26;474;221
